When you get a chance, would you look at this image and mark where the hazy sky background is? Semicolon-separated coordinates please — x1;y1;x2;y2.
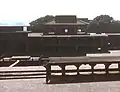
0;0;120;25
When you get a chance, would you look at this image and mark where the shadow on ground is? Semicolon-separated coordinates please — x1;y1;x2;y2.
0;76;45;80
48;73;120;84
1;73;120;84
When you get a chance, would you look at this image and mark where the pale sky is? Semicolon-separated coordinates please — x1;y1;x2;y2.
0;0;120;25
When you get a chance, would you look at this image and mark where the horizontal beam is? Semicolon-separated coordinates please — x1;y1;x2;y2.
50;68;119;73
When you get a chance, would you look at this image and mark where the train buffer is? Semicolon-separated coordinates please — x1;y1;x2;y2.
45;55;120;84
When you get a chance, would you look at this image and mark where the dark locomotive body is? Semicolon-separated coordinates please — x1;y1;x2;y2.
0;15;120;57
106;33;120;50
0;32;109;57
0;32;28;56
28;34;108;57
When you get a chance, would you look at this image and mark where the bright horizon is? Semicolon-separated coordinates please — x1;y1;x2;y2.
0;0;120;25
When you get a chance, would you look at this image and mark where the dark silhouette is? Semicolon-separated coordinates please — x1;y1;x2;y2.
29;15;89;34
86;15;120;33
29;15;55;32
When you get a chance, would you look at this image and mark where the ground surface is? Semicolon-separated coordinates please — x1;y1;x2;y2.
0;78;120;92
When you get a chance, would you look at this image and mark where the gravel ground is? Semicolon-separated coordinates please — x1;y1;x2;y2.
0;78;120;92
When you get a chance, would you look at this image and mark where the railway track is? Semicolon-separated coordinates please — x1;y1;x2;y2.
0;51;120;81
0;56;48;80
0;66;46;80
